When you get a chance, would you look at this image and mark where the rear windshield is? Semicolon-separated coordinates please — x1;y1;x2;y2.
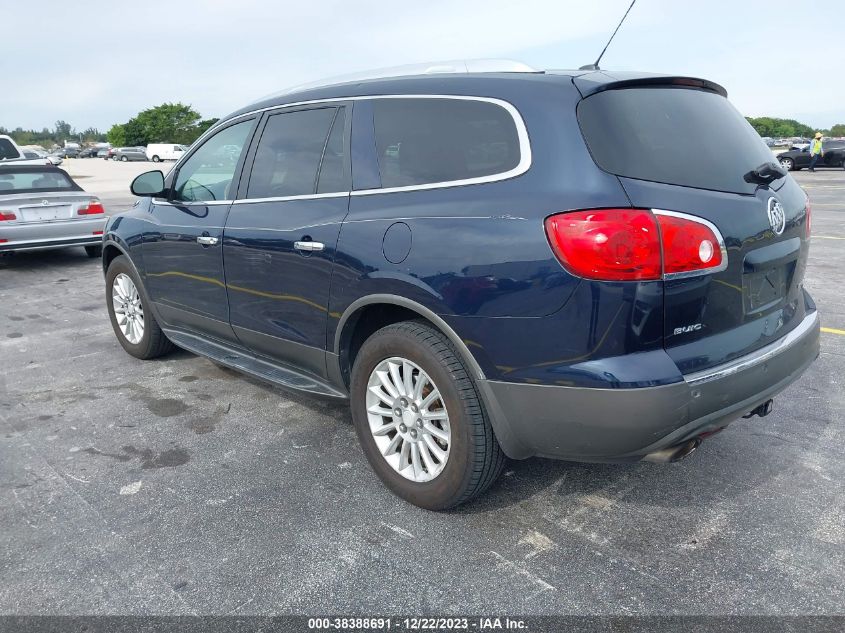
0;170;78;193
578;87;775;194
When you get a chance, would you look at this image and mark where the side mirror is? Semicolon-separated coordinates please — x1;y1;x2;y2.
130;170;165;197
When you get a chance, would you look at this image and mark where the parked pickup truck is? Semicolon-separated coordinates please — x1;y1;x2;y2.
0;135;52;166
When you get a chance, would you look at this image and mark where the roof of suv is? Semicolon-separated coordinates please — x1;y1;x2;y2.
223;62;727;123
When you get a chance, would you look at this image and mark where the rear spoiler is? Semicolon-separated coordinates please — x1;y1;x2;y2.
573;72;728;98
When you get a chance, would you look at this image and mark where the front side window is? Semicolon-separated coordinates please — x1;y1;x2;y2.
372;98;521;188
246;107;339;199
172;120;253;202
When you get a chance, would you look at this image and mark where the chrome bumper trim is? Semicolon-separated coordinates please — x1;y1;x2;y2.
684;311;819;386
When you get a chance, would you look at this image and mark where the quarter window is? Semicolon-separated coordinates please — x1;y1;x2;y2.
372;98;521;188
247;107;339;199
172;120;253;203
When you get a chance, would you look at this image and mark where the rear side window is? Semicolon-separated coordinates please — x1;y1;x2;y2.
373;98;521;188
247;107;338;199
578;88;775;194
0;138;21;160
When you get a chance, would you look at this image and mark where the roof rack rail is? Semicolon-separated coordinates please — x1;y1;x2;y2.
260;59;538;100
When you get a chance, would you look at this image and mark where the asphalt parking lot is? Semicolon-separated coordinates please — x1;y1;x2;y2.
1;168;843;616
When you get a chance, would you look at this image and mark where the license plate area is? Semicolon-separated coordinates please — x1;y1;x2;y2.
19;205;72;222
743;264;791;314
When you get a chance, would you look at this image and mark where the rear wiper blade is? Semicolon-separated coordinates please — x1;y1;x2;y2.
744;162;787;185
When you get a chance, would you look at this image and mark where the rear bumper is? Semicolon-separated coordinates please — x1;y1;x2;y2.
0;218;106;252
478;310;820;461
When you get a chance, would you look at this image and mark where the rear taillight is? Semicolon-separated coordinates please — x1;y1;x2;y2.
78;202;105;215
544;209;661;281
544;208;725;282
654;211;724;277
0;211;16;221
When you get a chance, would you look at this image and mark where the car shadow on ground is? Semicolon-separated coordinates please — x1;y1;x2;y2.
0;247;98;271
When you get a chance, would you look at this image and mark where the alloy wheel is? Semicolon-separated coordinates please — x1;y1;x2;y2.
112;273;145;344
365;356;451;482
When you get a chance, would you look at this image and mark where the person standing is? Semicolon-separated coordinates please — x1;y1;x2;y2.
809;132;824;171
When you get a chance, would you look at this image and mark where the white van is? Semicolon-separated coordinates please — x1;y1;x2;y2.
145;144;188;162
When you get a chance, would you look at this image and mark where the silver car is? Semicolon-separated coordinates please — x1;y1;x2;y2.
0;165;106;257
111;147;147;162
23;149;62;166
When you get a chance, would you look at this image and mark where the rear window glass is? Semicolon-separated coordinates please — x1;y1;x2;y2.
0;170;77;192
578;88;775;194
373;98;521;188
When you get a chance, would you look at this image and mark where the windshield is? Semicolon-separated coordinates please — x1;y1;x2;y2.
0;170;78;193
578;87;777;194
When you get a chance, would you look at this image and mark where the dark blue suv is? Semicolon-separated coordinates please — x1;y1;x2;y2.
103;65;820;509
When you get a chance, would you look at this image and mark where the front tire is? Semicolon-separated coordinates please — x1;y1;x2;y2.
151;155;160;162
106;255;173;360
350;321;505;510
120;155;128;162
779;157;795;171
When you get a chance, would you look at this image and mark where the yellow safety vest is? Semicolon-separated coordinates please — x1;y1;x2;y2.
811;139;823;155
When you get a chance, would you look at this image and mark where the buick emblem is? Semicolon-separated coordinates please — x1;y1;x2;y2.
767;197;785;235
41;199;49;206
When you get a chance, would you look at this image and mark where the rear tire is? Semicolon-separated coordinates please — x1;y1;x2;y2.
106;255;173;360
350;320;505;510
152;155;160;162
84;245;102;258
120;155;128;162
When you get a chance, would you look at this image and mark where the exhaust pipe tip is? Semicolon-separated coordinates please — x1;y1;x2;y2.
643;438;702;463
743;398;774;419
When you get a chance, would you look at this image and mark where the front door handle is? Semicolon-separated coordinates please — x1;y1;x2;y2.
197;235;219;246
294;241;325;252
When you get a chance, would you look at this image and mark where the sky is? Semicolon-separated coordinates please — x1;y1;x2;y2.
2;0;843;133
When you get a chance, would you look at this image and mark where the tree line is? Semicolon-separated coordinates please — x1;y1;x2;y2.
1;103;218;149
746;117;845;139
0;120;106;148
106;103;218;147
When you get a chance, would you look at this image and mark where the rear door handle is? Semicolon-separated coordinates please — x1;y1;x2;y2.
197;236;219;246
294;241;324;252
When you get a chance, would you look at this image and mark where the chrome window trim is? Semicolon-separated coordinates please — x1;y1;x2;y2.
652;209;729;280
684;311;818;386
232;192;347;205
152;199;232;206
174;95;531;199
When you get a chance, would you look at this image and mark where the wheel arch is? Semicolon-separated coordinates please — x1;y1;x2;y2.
332;295;529;460
102;241;125;274
332;295;486;390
